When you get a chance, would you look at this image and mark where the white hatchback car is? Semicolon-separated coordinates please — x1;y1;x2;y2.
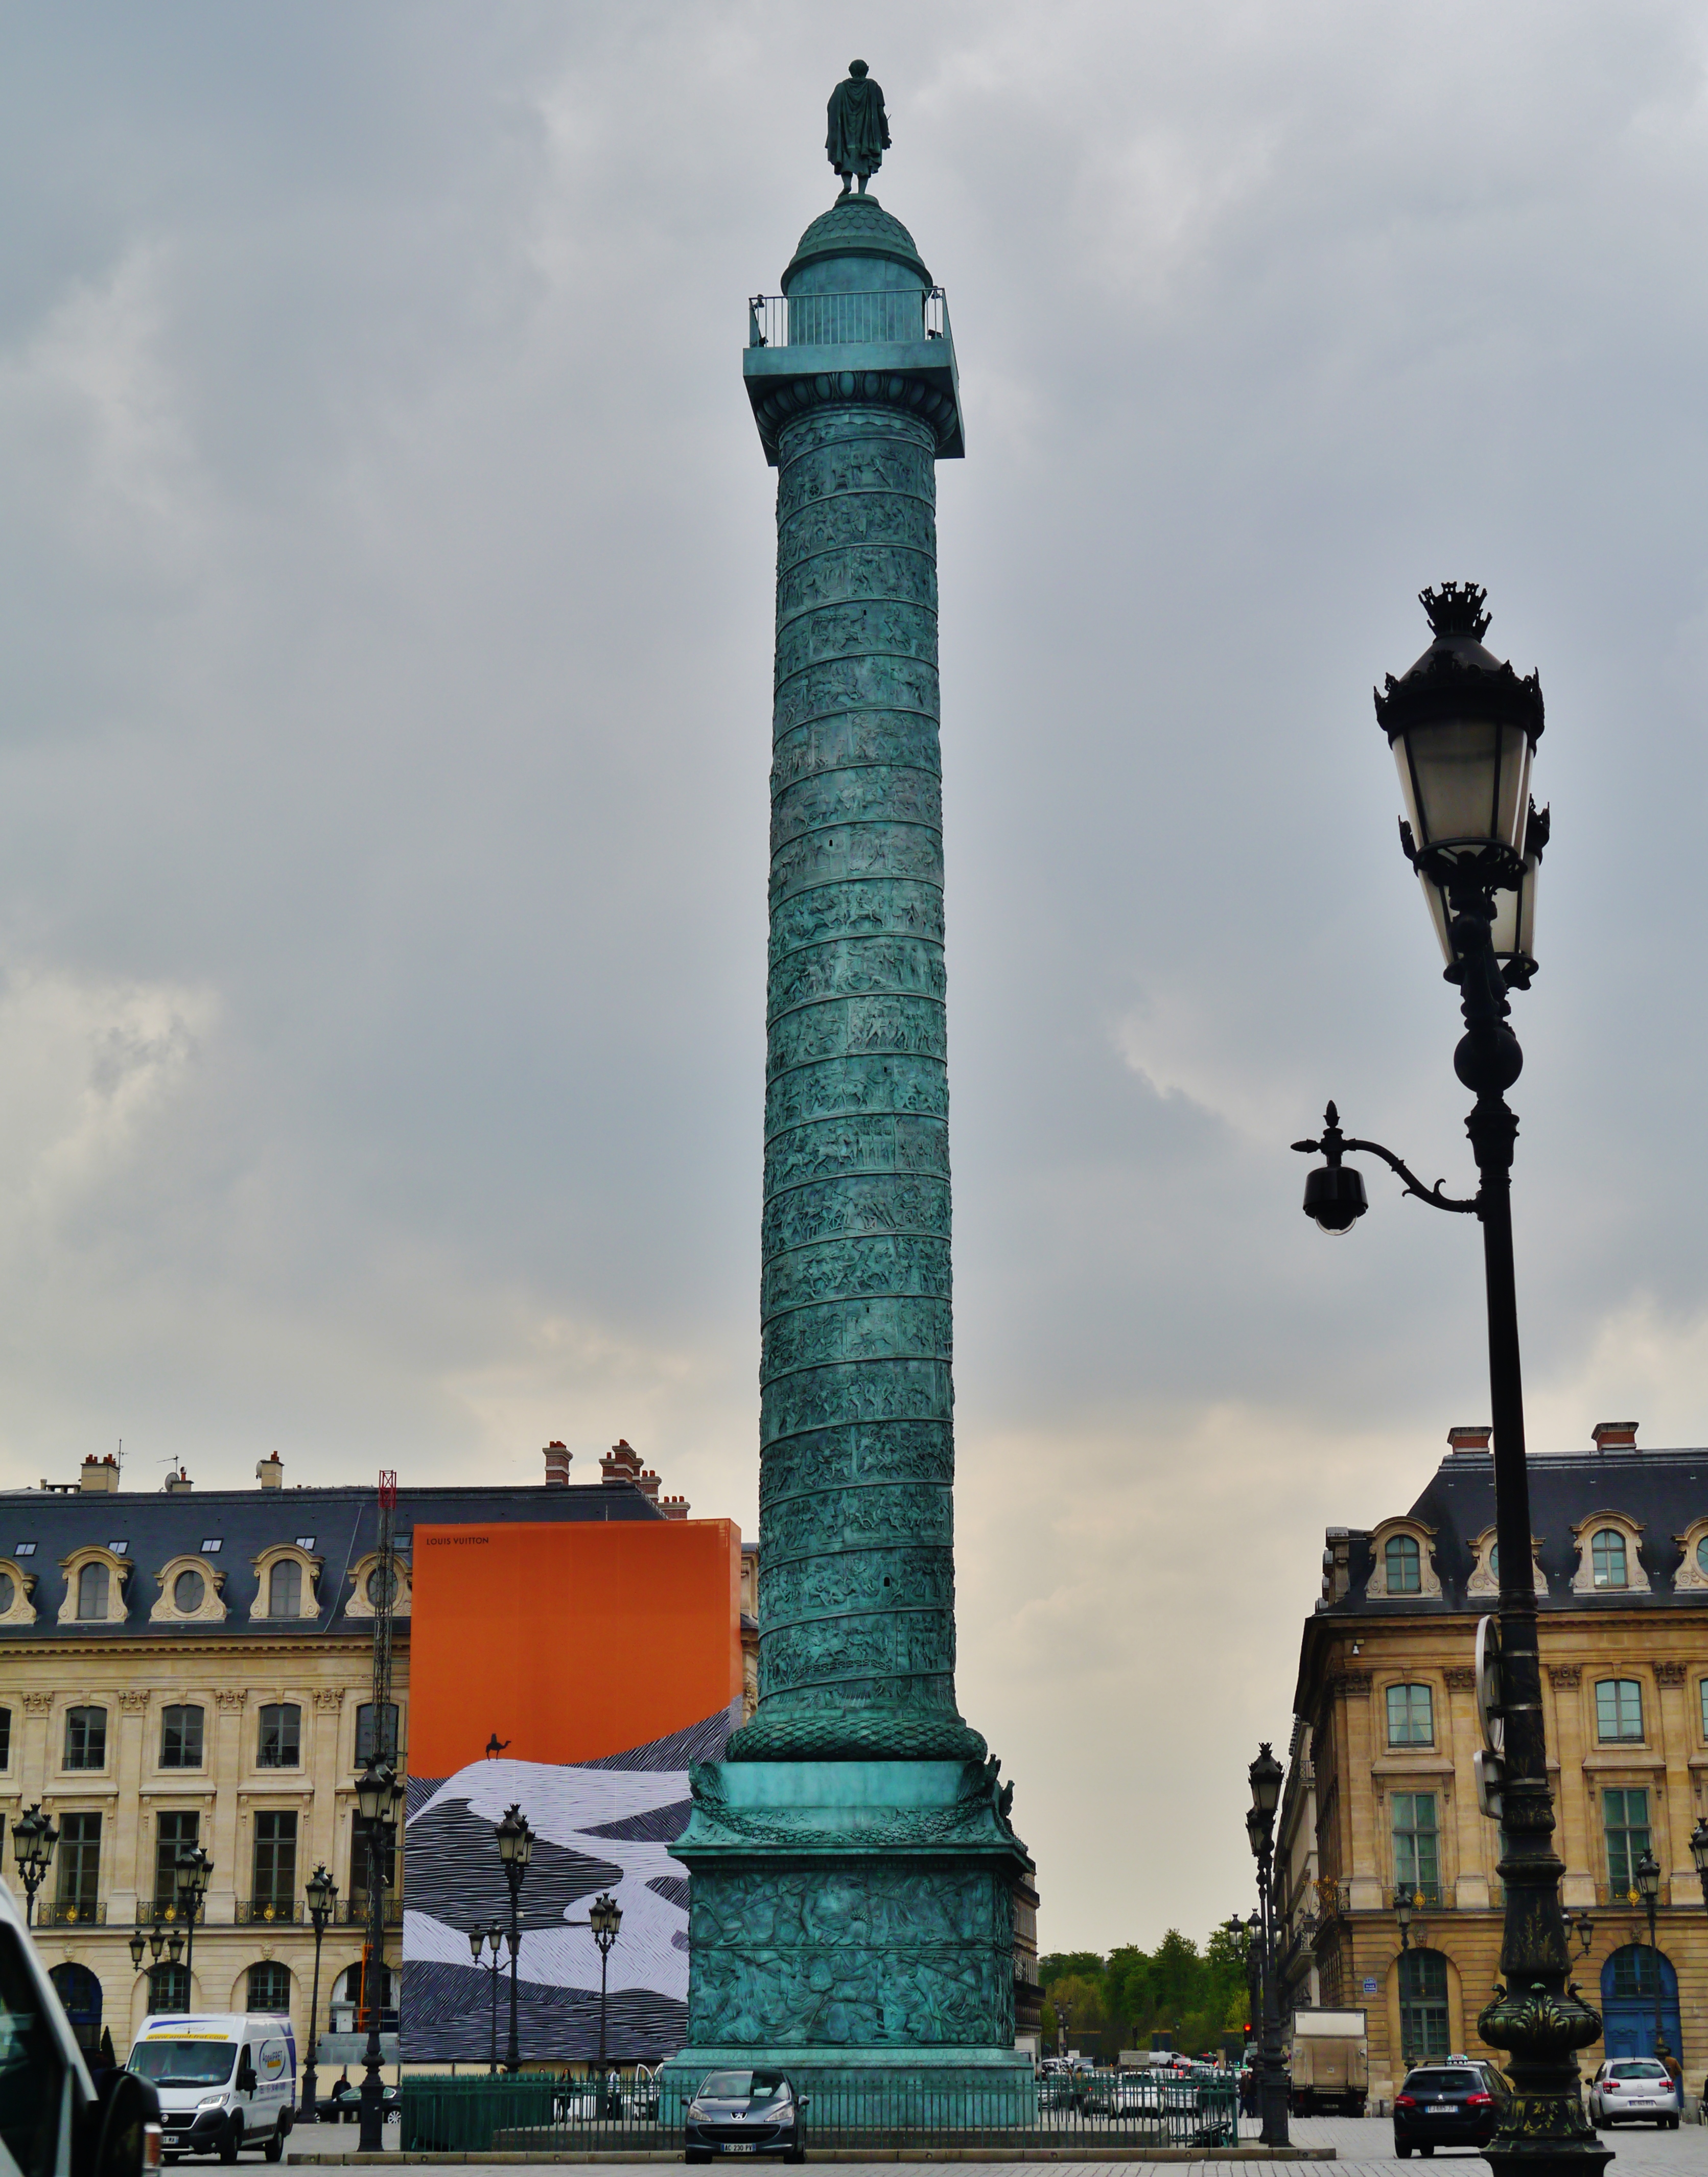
1587;2057;1680;2129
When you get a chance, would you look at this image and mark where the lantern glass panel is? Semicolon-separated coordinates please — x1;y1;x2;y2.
1394;718;1531;858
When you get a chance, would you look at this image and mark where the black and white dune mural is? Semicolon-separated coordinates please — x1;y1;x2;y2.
401;1706;735;2063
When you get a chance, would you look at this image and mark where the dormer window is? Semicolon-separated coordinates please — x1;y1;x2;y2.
173;1570;205;1613
1385;1536;1421;1594
268;1560;301;1617
1591;1529;1628;1589
77;1563;108;1619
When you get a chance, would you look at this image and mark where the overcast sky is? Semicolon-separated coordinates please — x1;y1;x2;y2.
4;1;1708;1956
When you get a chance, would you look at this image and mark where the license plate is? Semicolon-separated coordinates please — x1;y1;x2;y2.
1429;2104;1453;2114
720;2146;758;2154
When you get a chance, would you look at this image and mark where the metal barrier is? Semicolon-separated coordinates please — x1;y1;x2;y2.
401;2067;1247;2155
747;289;951;350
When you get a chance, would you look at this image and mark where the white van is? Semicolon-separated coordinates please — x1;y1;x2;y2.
125;2018;294;2165
0;1875;161;2177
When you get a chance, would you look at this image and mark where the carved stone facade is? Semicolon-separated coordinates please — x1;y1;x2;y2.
673;191;1031;2092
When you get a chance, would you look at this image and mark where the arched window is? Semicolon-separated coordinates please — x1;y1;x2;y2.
1595;1679;1644;1744
366;1562;397;1607
1384;1535;1422;1595
1386;1684;1434;1747
1397;1949;1449;2062
1602;1945;1681;2061
247;1962;291;2014
0;1572;13;1612
172;1569;205;1613
1591;1529;1629;1588
332;1963;397;2033
76;1562;109;1619
148;1962;189;2014
48;1963;103;2055
267;1559;302;1618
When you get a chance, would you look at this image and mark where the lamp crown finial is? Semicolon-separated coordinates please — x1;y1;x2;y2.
1420;581;1490;641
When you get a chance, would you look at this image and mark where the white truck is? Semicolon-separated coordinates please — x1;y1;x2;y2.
0;1874;161;2177
1286;2007;1369;2117
125;2017;295;2165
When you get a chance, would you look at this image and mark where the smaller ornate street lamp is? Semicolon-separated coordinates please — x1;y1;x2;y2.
301;1864;337;2119
1633;1847;1667;2061
1562;1908;1594;1961
355;1758;403;2150
1245;1745;1289;2150
128;1928;147;1973
1395;1891;1415;1952
174;1843;213;2006
494;1804;535;2074
11;1805;57;1926
589;1894;623;2092
469;1923;503;2073
160;1924;186;2011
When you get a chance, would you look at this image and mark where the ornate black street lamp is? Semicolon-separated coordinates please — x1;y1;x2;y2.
1690;1817;1708;1906
1632;1850;1667;2063
355;1758;403;2150
1294;584;1608;2177
1245;1743;1289;2148
1563;1907;1595;1960
494;1804;534;2074
1395;1890;1415;1952
11;1804;57;1925
174;1843;213;2007
589;1894;622;2085
469;1922;503;2074
301;1864;337;2120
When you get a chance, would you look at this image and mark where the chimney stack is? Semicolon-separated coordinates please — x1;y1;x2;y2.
1592;1421;1639;1454
600;1439;643;1487
256;1452;284;1490
1447;1425;1492;1457
658;1493;690;1520
79;1455;120;1494
163;1465;193;1494
637;1467;662;1504
543;1441;572;1487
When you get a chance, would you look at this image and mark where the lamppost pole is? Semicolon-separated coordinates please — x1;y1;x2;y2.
1245;1745;1289;2148
355;1758;402;2152
1632;1851;1665;2063
302;1865;336;2120
470;1924;502;2075
493;1804;534;2074
1294;584;1608;2177
175;1844;212;2010
10;1804;58;1926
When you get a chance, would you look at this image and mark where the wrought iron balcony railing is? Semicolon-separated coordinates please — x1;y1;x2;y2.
1382;1882;1445;1910
236;1898;302;1925
133;1899;204;1925
1598;1880;1672;1908
41;1900;105;1926
747;288;950;352
336;1895;404;1929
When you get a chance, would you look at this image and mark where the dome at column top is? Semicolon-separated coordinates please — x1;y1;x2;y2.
782;195;931;292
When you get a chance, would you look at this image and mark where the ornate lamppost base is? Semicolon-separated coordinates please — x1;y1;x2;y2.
1478;1980;1611;2177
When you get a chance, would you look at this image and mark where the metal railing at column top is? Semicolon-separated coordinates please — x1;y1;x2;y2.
748;288;950;350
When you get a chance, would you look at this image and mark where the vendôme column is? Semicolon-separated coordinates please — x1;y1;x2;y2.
668;87;1033;2099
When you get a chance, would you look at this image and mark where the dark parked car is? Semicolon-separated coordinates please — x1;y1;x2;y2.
1393;2059;1510;2156
684;2070;806;2164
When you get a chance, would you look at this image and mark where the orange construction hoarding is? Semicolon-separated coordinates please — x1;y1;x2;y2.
409;1517;743;1776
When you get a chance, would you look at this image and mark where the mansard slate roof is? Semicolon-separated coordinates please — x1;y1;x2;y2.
1320;1441;1708;1616
0;1478;662;1639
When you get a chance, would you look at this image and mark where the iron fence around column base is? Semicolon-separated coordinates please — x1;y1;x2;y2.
400;2069;1250;2155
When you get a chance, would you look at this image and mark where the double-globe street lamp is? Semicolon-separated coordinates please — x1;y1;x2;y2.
11;1805;57;1925
174;1843;213;2008
1244;1744;1289;2148
1293;582;1607;2177
494;1804;535;2074
355;1757;404;2151
301;1864;338;2120
467;1922;503;2075
566;1892;624;2091
128;1916;186;2011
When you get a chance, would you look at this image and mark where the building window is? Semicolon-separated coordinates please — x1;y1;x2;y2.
1590;1529;1629;1589
247;1962;291;2012
1604;1787;1651;1895
0;1572;13;1612
349;1820;396;1908
154;1812;200;1912
1384;1535;1422;1594
1398;1949;1450;2062
172;1569;205;1613
63;1706;106;1770
1700;1678;1708;1742
1392;1791;1440;1905
1386;1683;1434;1747
75;1562;109;1619
0;1707;10;1768
56;1812;101;1916
160;1705;204;1770
1595;1679;1644;1744
267;1560;302;1618
332;1962;397;2034
257;1704;301;1769
149;1963;189;2012
252;1812;298;1911
1609;1947;1662;1999
355;1702;399;1766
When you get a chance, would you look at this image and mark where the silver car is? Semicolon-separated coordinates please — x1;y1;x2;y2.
1588;2058;1680;2129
